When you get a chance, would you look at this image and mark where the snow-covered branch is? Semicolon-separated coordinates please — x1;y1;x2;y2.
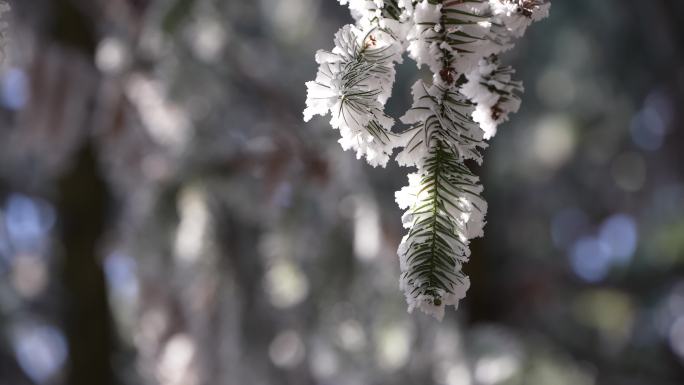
304;0;549;319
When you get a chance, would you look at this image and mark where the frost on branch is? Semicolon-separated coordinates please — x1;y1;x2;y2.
303;0;549;319
339;0;415;26
462;56;523;139
396;145;487;320
393;79;489;319
396;81;486;168
490;0;551;39
303;24;403;167
407;0;494;75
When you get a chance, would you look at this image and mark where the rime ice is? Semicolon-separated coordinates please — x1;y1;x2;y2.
304;0;550;319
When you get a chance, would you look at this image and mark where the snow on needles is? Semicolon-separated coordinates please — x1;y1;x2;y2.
304;24;403;167
304;0;550;318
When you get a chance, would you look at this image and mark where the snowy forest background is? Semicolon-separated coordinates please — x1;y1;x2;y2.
1;0;684;385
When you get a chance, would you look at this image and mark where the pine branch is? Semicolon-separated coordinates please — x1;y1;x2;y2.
398;142;485;319
305;0;550;319
304;24;405;167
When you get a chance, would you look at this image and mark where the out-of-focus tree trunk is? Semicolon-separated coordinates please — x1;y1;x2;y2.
50;0;118;383
56;143;117;385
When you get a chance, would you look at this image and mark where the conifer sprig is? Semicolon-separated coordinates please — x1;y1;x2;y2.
304;0;550;319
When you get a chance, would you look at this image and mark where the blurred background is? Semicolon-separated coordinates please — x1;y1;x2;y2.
0;0;683;384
